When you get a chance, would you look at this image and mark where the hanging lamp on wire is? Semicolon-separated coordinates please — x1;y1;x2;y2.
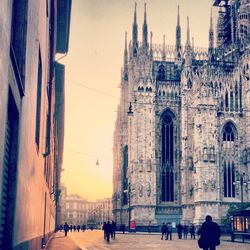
96;158;99;166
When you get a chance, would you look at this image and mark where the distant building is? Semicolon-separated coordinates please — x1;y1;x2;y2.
0;0;71;249
113;0;250;230
61;193;89;226
59;186;113;228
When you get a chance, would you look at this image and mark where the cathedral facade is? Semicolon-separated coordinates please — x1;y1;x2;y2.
113;0;250;228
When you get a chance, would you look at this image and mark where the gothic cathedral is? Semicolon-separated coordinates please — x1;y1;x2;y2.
113;0;250;228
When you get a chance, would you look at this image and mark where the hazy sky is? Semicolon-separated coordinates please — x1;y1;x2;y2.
61;0;217;201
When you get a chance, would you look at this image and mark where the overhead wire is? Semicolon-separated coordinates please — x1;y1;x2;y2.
66;79;119;99
66;79;250;112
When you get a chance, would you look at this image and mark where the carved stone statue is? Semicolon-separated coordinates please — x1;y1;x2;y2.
210;178;216;191
138;184;143;197
203;180;208;192
146;182;151;197
189;185;194;197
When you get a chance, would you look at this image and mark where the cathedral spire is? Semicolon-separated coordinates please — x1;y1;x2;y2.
150;31;153;58
142;3;148;50
132;2;138;51
177;5;180;26
175;5;181;52
209;9;214;50
185;16;191;48
123;32;128;81
124;32;128;69
162;34;166;60
184;16;193;67
216;8;224;48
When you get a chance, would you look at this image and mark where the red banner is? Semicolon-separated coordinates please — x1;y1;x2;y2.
130;220;136;230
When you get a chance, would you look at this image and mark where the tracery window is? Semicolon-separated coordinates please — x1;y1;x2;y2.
122;145;128;205
157;65;166;81
223;161;235;197
225;90;229;111
161;111;175;202
235;83;238;112
239;81;242;111
223;122;235;142
222;122;237;198
230;85;234;112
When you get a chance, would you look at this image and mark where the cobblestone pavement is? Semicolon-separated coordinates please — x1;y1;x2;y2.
66;230;250;250
46;232;81;250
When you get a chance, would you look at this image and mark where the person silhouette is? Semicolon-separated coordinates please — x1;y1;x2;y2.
161;223;167;240
63;222;69;237
198;215;221;250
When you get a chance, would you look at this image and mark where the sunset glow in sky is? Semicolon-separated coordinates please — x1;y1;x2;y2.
61;0;216;201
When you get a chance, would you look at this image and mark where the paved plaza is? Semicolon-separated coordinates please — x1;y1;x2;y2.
47;230;250;250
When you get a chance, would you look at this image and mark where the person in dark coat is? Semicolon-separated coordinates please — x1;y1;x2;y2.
111;221;116;239
166;222;172;240
183;224;188;239
105;221;111;242
63;222;69;237
161;223;167;240
147;223;151;233
121;224;125;234
177;223;183;239
102;222;107;239
198;215;221;250
190;224;195;239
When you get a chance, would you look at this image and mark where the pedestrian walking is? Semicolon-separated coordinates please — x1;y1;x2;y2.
111;220;116;239
70;225;73;232
77;225;80;232
161;223;167;240
102;222;107;240
121;224;125;234
190;223;196;239
177;223;183;239
63;222;69;237
147;222;151;233
197;215;221;250
183;224;188;239
166;222;172;240
105;221;111;243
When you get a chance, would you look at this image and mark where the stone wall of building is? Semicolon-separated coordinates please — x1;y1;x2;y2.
0;1;71;249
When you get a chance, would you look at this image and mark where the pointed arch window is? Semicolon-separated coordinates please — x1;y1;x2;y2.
235;83;238;112
223;122;236;142
230;85;234;112
157;65;166;81
161;111;175;202
239;81;242;111
122;145;128;205
188;78;192;88
133;48;137;57
220;95;224;110
222;122;237;198
223;161;236;197
225;90;229;111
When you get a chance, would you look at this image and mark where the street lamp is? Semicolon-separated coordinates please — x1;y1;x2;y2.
128;183;131;232
233;171;250;242
233;172;250;210
127;102;133;116
127;101;133;232
123;182;131;232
